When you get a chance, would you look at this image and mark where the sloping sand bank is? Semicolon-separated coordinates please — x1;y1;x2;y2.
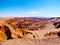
0;38;60;45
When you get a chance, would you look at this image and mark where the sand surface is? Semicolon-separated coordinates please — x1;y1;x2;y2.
0;38;60;45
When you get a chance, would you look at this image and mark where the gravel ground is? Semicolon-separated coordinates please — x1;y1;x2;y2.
0;37;60;45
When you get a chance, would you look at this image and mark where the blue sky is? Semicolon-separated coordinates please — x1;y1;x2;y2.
0;0;60;17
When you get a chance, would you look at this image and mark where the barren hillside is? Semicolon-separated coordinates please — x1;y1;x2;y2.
0;17;60;45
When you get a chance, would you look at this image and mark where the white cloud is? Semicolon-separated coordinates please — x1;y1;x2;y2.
18;10;49;17
0;9;49;17
28;11;39;14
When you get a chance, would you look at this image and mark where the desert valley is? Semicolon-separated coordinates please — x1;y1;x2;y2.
0;17;60;45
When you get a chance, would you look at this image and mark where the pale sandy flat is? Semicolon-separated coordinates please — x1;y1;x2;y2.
0;38;60;45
